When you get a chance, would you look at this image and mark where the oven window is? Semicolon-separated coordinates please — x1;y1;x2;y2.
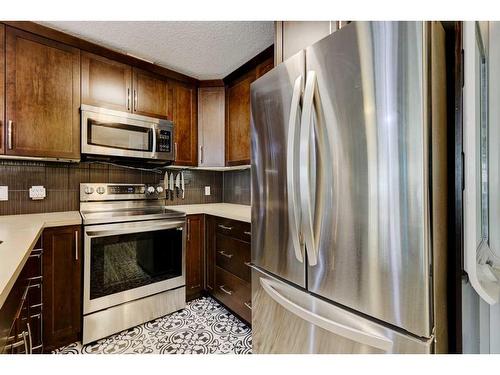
89;228;182;300
88;119;153;152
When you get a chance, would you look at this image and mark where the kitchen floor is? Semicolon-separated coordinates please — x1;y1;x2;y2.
53;297;252;354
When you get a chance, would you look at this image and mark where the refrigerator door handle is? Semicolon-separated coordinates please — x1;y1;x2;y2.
287;75;304;263
299;70;319;266
260;277;394;352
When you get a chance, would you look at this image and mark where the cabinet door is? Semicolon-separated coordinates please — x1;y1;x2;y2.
225;72;254;166
0;24;4;155
173;82;198;166
186;215;204;301
198;86;225;166
205;215;216;291
42;225;81;352
5;27;80;159
81;51;132;112
132;68;172;119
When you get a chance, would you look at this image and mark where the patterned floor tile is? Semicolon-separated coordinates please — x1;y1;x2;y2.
53;296;252;354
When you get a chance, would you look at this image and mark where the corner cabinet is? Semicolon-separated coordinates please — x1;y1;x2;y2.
4;27;80;160
198;86;225;167
186;215;205;301
42;225;82;352
173;82;198;166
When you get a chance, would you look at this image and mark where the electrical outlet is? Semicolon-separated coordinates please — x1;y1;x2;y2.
204;186;211;196
29;186;46;200
0;186;8;201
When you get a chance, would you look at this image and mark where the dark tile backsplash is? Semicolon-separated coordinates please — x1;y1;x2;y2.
223;169;251;205
0;160;224;216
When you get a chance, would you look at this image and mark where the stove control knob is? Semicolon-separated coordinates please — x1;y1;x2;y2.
147;186;156;194
156;186;164;193
84;186;94;194
96;186;105;195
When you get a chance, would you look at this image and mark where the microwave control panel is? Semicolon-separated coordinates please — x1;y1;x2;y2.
157;129;171;153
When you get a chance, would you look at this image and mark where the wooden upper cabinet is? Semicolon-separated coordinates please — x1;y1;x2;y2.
198;86;225;167
225;72;254;166
172;82;197;166
81;51;132;112
0;24;4;156
5;27;80;160
132;68;172;119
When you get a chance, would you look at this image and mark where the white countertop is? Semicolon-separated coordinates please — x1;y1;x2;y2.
167;203;251;223
0;211;82;309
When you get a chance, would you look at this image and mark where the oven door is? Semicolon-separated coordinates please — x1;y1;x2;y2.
83;219;185;315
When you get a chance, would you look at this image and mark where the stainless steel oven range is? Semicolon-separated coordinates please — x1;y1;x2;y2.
80;182;186;344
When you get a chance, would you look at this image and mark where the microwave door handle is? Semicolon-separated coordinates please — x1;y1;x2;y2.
299;71;319;266
151;128;157;154
86;220;185;238
287;75;304;263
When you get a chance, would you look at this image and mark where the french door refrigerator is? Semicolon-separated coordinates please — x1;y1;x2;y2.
250;21;449;354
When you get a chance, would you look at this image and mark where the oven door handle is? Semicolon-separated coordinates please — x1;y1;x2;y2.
85;220;185;238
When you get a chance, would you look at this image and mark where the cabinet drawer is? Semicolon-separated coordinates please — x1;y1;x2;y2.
215;234;251;282
213;266;251;324
215;217;251;242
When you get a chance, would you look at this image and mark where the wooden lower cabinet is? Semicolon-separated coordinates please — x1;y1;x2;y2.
42;225;81;352
205;215;251;325
186;215;205;301
1;238;43;354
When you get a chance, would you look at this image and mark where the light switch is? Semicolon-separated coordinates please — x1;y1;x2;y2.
204;186;211;196
0;186;8;201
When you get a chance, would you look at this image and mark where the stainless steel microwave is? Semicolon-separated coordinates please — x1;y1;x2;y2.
81;105;174;163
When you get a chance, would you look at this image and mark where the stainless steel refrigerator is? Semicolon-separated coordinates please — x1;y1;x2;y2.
250;21;449;354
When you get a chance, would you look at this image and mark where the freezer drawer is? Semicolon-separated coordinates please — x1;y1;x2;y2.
252;268;433;354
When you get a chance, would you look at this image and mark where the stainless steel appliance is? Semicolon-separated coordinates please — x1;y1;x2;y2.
80;183;186;344
81;105;174;163
250;21;448;353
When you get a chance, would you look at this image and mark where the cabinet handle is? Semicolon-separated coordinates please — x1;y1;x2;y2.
7;120;13;150
199;146;203;164
219;285;233;295
244;301;252;310
75;231;79;261
127;88;131;110
187;220;190;241
174;142;178;160
218;224;233;231
134;89;138;111
244;231;251;236
218;250;233;259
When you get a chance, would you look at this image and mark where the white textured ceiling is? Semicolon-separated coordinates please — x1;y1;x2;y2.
38;21;274;80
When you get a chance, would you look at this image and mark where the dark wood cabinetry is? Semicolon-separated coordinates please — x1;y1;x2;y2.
206;216;251;324
42;225;81;352
224;45;274;166
186;215;205;301
1;238;43;354
225;73;253;166
132;68;172;119
4;27;81;160
173;82;198;166
81;51;132;112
